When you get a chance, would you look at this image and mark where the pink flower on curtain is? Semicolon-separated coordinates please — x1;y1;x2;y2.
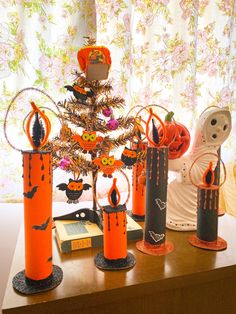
218;0;233;15
181;81;197;108
180;0;198;19
218;87;233;106
201;55;219;76
0;42;14;61
172;43;189;69
39;55;61;77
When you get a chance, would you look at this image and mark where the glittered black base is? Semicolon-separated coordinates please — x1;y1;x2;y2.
95;252;136;270
12;265;63;295
127;210;145;222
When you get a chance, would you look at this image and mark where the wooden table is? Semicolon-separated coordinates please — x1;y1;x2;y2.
2;213;236;314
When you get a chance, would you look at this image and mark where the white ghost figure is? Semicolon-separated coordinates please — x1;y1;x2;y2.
166;107;232;231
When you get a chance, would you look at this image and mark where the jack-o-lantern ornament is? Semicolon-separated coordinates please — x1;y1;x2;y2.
72;131;103;153
93;155;124;177
158;111;190;159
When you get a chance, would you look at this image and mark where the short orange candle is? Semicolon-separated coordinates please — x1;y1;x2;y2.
103;178;127;260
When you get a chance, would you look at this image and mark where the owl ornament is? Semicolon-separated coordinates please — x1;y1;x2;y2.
121;147;138;168
166;107;231;231
72;131;103;153
56;178;91;204
93;155;124;178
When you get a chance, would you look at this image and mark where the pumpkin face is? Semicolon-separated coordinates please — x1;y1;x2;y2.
158;112;190;159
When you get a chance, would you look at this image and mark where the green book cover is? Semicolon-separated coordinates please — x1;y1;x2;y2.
55;216;143;253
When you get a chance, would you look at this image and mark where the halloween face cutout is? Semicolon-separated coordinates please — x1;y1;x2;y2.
201;108;231;146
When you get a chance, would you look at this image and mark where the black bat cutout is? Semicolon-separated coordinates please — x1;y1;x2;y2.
32;217;50;231
23;186;38;199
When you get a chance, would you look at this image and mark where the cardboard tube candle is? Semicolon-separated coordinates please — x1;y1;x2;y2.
103;178;127;260
136;108;174;256
189;160;227;250
131;141;147;220
94;175;136;270
12;102;63;294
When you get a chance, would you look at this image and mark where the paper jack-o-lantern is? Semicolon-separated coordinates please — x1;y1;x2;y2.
77;46;111;81
158;111;190;159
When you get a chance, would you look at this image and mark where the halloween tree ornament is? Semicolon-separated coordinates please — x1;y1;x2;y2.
77;44;111;81
72;131;103;153
166;107;232;231
121;147;138;167
93;154;124;177
57;178;91;204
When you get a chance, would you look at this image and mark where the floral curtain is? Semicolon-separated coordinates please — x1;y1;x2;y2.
0;0;235;202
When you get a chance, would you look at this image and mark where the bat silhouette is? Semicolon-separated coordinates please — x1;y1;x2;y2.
155;198;166;211
148;231;165;243
32;217;50;231
23;186;38;199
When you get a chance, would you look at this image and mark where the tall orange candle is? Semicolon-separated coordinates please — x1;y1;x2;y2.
23;150;52;280
131;141;147;221
95;178;135;270
12;102;63;294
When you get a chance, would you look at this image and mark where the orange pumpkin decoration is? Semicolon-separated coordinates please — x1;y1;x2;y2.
158;111;190;159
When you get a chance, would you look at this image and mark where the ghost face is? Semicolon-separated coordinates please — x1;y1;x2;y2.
201;109;231;146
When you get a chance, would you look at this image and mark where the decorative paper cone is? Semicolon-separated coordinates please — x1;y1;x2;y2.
188;185;227;251
136;147;173;256
12;151;63;294
131;141;147;221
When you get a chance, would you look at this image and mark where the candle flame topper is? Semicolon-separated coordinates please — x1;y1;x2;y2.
202;162;215;187
108;178;121;208
146;108;167;147
26;102;51;150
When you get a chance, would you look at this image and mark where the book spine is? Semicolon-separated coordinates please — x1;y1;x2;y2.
55;232;104;253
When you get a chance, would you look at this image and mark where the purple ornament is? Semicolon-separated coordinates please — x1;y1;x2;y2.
107;118;119;130
103;108;113;117
59;157;71;170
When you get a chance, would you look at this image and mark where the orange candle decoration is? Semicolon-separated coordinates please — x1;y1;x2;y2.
131;141;147;221
12;102;63;295
95;178;135;270
188;156;227;251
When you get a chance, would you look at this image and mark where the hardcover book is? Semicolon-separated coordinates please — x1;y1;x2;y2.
55;215;143;253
